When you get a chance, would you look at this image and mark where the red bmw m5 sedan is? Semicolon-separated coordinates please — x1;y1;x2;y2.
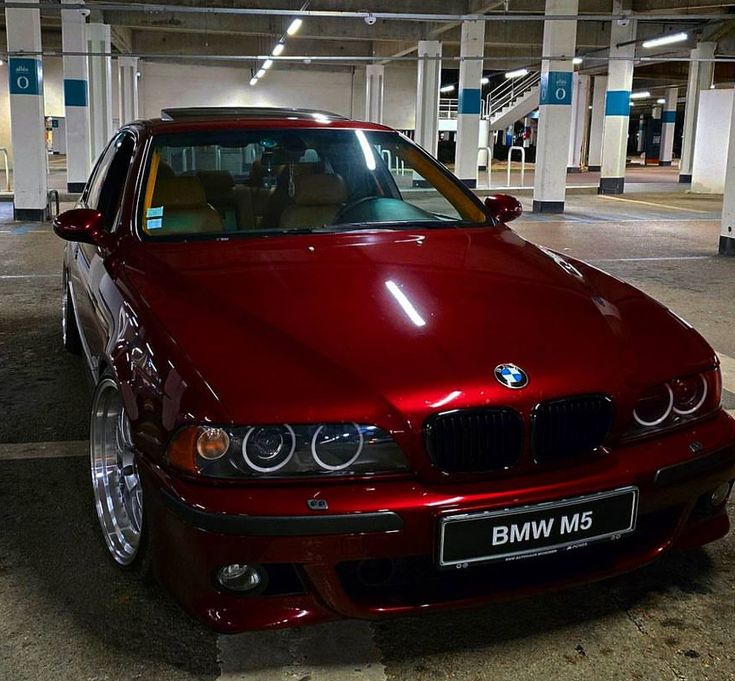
54;107;735;632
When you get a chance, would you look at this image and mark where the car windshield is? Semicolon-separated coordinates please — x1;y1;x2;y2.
140;128;487;238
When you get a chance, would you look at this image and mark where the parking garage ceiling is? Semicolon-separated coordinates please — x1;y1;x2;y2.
1;0;735;91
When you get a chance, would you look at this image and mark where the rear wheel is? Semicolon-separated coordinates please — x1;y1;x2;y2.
62;280;82;355
90;375;151;575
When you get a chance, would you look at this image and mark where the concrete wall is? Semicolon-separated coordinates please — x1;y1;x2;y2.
139;61;417;130
691;88;733;194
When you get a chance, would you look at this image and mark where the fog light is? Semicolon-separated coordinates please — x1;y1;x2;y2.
216;563;266;593
710;482;732;509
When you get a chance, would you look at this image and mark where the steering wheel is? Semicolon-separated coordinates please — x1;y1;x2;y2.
331;196;384;225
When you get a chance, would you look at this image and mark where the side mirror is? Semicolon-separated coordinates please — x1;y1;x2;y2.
52;209;108;246
484;194;523;224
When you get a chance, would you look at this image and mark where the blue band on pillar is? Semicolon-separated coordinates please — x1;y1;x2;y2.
539;71;573;105
662;110;676;123
64;79;88;107
458;88;482;115
605;90;631;116
8;58;42;95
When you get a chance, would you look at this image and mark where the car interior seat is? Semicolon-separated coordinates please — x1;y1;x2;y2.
278;174;347;229
149;176;224;235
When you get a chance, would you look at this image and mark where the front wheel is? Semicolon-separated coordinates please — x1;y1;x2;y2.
90;375;150;574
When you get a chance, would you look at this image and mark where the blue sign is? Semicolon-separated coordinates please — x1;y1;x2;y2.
9;58;42;96
64;78;88;107
605;90;631;117
458;88;482;115
540;71;573;106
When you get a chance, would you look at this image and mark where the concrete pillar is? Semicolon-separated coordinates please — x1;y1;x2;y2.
365;64;384;124
720;89;735;255
679;42;715;183
532;0;578;213
659;86;677;166
567;73;590;172
415;41;442;158
61;0;91;192
454;20;485;187
117;56;139;126
598;2;636;195
588;75;607;171
87;22;113;160
5;0;47;220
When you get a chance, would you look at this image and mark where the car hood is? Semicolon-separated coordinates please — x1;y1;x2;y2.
123;227;714;428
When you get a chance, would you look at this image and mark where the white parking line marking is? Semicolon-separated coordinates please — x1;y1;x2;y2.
717;352;735;395
218;621;386;681
0;273;57;279
598;195;712;213
588;256;712;263
0;440;87;460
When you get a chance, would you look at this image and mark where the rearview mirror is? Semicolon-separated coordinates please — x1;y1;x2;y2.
484;194;523;224
53;209;108;245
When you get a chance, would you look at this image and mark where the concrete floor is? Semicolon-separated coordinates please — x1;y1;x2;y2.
1;190;734;680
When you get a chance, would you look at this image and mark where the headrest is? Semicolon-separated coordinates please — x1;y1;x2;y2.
197;170;235;192
293;174;347;206
152;176;207;207
157;161;175;180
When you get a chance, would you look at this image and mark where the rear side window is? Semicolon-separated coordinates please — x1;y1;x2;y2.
85;133;136;229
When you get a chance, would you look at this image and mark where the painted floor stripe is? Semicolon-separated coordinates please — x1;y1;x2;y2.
589;256;712;263
218;621;386;681
598;194;713;213
0;440;87;460
0;273;57;279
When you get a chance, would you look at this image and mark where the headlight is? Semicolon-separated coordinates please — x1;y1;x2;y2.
167;422;409;478
624;368;721;441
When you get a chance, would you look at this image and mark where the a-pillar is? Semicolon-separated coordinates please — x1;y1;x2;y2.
659;86;677;166
598;0;636;194
365;64;384;124
415;41;442;158
62;0;91;192
454;20;485;188
679;42;715;183
118;56;139;126
532;0;578;213
588;75;607;171
5;0;47;220
567;73;590;172
87;22;113;160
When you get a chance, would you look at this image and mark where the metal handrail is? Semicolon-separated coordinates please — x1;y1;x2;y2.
438;97;489;120
506;146;526;187
486;71;541;121
0;147;10;191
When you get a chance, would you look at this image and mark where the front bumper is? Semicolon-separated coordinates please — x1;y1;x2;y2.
143;410;735;632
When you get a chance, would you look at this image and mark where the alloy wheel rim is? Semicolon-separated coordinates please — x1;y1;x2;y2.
90;378;143;565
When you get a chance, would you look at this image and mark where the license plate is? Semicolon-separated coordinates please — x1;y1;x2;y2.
438;487;639;568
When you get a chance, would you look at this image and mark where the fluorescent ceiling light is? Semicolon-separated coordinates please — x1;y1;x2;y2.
630;91;650;99
642;32;687;49
505;68;529;79
385;280;426;328
249;77;258;86
481;76;489;85
256;68;266;78
657;98;666;104
263;59;273;70
573;57;583;65
439;84;455;93
272;42;285;56
287;18;303;35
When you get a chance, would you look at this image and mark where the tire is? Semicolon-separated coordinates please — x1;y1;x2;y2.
89;372;152;579
62;279;83;355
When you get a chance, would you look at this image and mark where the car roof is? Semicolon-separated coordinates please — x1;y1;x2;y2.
132;107;394;134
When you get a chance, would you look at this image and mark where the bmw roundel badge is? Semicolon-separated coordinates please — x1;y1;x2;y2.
494;363;528;389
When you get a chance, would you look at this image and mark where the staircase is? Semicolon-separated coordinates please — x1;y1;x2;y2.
437;71;541;131
486;71;541;130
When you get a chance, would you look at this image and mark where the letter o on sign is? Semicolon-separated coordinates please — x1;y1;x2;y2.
555;87;567;101
16;75;29;90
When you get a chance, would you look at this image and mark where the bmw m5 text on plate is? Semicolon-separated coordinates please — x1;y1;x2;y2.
54;107;735;632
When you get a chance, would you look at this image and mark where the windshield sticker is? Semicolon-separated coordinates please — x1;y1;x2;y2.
146;206;164;230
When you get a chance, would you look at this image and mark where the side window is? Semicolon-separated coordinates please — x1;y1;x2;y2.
86;133;136;229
